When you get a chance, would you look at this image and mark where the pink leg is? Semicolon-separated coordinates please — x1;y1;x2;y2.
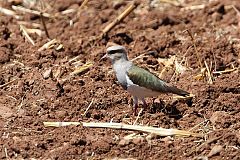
141;98;147;110
133;96;138;115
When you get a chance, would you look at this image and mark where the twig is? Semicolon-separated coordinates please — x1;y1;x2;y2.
43;122;202;137
72;0;89;22
78;0;89;13
84;122;203;137
185;29;203;69
4;147;8;159
133;108;143;125
17;21;42;28
20;25;35;45
182;4;205;11
68;55;81;63
131;51;148;62
232;5;240;16
173;93;195;100
213;68;238;74
211;47;217;71
39;0;50;39
17;97;24;113
38;39;57;51
70;61;93;76
159;0;181;6
0;79;18;89
101;2;138;37
12;5;52;18
204;60;213;84
0;7;21;19
82;99;94;116
188;119;209;131
61;9;76;15
40;12;50;39
24;28;42;37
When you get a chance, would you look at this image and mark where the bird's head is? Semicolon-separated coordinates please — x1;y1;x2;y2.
101;45;128;63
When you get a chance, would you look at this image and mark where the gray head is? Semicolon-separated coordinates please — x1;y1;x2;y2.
103;45;129;63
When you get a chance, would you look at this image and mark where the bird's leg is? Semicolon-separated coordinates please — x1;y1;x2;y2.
141;98;147;110
133;96;138;115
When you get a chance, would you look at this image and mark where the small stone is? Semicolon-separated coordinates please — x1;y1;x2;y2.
55;110;67;118
118;139;130;146
146;133;157;141
161;136;173;146
43;69;52;79
207;145;223;157
161;136;173;143
132;136;144;145
29;80;35;85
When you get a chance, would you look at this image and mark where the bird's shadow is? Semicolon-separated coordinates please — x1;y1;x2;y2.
149;100;183;120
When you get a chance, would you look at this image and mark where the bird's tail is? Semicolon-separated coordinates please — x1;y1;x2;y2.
167;85;190;96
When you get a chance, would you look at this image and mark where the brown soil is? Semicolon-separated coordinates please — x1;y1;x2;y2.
1;0;240;159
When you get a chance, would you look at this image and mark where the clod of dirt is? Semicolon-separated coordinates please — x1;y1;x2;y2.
210;111;231;129
0;47;10;63
70;137;87;146
92;140;111;154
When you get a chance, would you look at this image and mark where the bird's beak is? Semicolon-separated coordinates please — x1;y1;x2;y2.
100;53;108;61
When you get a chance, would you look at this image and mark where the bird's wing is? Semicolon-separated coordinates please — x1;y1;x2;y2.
127;65;189;96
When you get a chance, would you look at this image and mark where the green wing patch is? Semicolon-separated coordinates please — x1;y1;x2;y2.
127;65;189;96
127;65;168;93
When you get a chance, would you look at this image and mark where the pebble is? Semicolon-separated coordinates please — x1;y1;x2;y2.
118;139;130;147
207;145;223;157
43;69;52;79
132;136;144;145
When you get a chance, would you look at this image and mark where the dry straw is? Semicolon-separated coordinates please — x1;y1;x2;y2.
43;122;202;137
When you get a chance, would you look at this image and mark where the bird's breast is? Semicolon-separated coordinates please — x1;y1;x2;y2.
113;62;131;90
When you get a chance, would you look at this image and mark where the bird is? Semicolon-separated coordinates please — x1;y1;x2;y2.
102;45;190;115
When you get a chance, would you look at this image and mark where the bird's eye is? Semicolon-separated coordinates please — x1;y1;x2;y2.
107;49;124;55
107;50;116;55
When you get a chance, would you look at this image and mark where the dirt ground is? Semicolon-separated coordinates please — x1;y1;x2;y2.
0;0;240;159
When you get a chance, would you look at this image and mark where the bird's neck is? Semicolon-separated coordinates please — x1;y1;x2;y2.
112;57;129;64
113;59;132;71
